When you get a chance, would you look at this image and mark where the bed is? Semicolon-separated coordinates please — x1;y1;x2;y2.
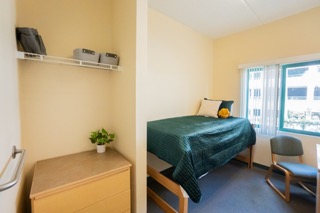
147;115;256;212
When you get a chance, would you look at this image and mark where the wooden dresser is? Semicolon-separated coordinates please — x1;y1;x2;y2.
30;148;131;213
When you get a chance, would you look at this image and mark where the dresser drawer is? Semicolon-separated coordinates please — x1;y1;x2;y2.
75;190;130;213
32;169;130;213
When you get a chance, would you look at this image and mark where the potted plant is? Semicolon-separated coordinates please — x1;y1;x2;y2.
89;128;115;153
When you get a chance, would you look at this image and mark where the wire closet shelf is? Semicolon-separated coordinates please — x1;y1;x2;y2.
16;51;120;71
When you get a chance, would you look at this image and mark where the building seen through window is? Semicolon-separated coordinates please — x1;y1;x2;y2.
281;61;320;135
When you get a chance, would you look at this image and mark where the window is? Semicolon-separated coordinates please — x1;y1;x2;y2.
287;87;307;100
254;89;261;97
280;61;320;136
245;65;279;135
253;72;261;80
314;87;320;100
246;67;263;128
287;68;307;77
243;60;320;136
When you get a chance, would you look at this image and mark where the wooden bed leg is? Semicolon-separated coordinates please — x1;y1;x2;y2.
147;187;177;213
147;165;189;213
178;186;188;213
234;145;254;168
248;145;253;169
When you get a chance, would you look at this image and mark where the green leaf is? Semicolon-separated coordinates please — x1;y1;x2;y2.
89;128;115;145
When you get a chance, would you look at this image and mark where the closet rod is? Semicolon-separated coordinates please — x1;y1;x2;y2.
0;146;26;192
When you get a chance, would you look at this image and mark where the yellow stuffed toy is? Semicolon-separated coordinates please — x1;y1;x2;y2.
218;108;230;119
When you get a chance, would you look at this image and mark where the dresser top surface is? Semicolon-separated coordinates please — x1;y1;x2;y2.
30;148;131;198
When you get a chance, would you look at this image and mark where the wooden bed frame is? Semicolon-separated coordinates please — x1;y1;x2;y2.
234;144;254;169
147;145;254;213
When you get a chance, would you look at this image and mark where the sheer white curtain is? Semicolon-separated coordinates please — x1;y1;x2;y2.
240;64;280;135
260;65;280;135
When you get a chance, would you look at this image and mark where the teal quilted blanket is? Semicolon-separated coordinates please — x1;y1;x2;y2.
147;116;256;203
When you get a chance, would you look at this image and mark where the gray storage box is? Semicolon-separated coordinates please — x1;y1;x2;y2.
99;53;119;65
73;48;99;63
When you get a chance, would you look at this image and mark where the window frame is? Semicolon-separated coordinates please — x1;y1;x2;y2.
280;60;320;137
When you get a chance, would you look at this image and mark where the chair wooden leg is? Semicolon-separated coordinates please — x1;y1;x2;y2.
284;171;291;202
265;164;290;202
265;165;273;181
298;182;316;197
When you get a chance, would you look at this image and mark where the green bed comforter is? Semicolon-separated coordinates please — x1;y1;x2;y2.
147;115;256;203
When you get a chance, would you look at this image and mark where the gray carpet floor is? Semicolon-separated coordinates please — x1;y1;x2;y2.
147;160;316;213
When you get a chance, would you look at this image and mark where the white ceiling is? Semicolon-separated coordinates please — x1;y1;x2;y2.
148;0;320;39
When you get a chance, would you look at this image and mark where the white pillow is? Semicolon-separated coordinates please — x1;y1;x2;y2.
197;99;222;118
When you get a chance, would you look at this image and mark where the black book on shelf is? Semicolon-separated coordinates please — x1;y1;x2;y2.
16;27;47;55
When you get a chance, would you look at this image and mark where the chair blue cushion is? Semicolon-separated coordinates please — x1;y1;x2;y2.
278;162;317;179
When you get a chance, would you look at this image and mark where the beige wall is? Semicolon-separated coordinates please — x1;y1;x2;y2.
17;1;113;211
17;0;114;164
0;0;23;213
212;7;320;167
16;0;147;212
110;0;147;212
147;9;215;121
146;9;215;170
16;0;114;57
134;0;148;211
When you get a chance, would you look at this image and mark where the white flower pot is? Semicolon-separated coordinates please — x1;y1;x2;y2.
96;144;106;153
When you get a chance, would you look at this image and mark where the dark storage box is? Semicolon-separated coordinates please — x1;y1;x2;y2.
16;27;47;55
